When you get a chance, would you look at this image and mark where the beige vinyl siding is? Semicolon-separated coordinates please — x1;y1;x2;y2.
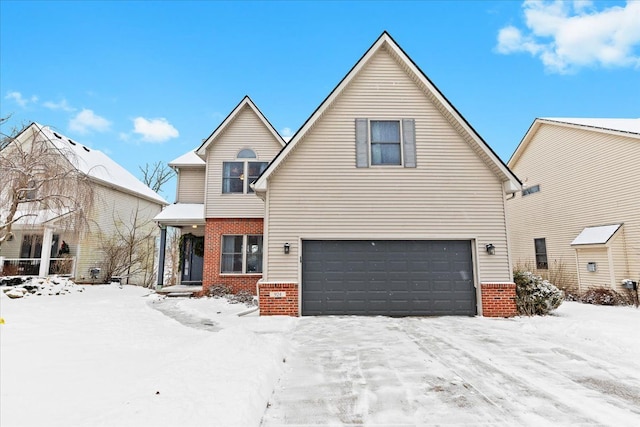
575;248;611;290
610;230;631;292
176;168;205;203
76;185;162;283
507;123;640;289
205;106;282;218
264;47;511;284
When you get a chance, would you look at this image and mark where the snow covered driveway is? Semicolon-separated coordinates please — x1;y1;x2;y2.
2;285;639;426
262;305;640;426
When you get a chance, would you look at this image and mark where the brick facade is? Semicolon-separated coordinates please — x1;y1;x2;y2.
480;283;517;317
258;282;299;316
202;218;263;295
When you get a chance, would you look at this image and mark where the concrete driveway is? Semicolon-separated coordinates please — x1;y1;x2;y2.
260;304;640;426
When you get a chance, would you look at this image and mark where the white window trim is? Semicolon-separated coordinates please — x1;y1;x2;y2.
222;160;268;194
369;119;404;167
220;234;263;275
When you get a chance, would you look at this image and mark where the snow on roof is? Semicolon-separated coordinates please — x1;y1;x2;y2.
169;150;205;167
32;124;167;205
154;203;204;223
571;224;622;246
541;118;640;135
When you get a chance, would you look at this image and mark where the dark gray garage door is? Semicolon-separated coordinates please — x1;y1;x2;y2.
302;240;476;316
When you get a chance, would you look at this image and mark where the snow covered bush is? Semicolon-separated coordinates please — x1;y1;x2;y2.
207;285;256;306
579;288;629;306
513;270;564;316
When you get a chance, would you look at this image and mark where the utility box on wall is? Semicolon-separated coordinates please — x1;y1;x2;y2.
587;262;597;272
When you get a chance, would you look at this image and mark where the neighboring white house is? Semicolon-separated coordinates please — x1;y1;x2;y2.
0;123;167;284
507;117;640;293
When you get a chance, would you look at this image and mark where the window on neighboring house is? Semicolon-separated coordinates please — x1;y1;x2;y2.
534;238;548;269
19;234;59;258
355;118;416;168
221;235;263;274
522;184;540;196
222;149;268;194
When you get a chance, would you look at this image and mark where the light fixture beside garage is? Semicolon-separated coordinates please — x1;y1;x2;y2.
284;243;290;254
485;244;496;255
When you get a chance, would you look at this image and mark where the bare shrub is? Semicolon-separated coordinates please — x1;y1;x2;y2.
579;288;630;306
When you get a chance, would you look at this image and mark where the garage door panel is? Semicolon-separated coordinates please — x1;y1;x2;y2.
302;240;476;316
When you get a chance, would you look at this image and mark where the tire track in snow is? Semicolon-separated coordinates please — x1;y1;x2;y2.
400;318;639;426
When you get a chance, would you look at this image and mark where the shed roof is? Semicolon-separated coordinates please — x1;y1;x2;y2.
169;150;205;167
153;203;204;224
571;224;623;246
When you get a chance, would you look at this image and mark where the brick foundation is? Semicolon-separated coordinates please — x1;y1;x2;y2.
258;282;299;316
481;282;517;317
202;218;264;295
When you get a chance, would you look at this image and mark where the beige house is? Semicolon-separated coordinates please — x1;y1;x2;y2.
154;96;285;292
0;123;167;284
253;32;521;317
507;118;640;293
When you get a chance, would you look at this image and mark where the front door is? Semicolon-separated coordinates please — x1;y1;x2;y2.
181;233;204;285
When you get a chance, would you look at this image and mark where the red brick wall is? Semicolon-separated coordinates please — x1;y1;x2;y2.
258;282;299;316
202;218;263;295
481;283;517;317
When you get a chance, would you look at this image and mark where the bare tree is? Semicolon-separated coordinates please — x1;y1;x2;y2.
139;161;174;195
0;123;94;248
98;203;158;287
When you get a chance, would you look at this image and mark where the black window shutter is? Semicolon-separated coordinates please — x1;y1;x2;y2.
402;119;416;168
355;118;369;168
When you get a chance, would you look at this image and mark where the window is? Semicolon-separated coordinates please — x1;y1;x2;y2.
355;118;416;168
522;184;540;196
221;235;263;274
534;238;548;269
222;153;268;194
371;120;401;165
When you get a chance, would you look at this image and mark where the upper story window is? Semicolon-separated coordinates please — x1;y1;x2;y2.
355;118;416;168
371;120;401;165
522;184;540;197
222;149;268;194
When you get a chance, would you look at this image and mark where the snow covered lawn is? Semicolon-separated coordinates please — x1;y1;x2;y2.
2;284;640;426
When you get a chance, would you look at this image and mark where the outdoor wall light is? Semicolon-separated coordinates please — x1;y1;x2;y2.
284;243;290;254
485;244;496;255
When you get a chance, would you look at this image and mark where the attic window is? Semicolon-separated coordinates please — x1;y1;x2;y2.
53;132;62;139
237;149;256;159
522;184;540;196
82;146;90;152
68;139;76;146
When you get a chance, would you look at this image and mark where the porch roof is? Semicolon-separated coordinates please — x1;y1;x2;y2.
571;224;623;246
154;203;205;226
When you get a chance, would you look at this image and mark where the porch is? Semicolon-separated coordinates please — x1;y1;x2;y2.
0;256;77;277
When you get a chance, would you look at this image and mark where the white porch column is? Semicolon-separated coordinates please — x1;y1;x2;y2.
39;227;54;277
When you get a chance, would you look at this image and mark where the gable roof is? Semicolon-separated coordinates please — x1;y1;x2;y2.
13;123;167;205
195;96;286;157
253;31;521;194
509;118;640;168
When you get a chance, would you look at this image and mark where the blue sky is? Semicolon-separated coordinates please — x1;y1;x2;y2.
1;1;639;200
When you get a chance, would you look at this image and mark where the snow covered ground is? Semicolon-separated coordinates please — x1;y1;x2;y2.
1;284;639;426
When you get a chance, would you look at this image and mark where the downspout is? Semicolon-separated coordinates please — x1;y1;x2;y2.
156;225;167;289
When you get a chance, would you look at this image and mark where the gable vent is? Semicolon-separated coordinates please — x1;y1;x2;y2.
82;146;90;152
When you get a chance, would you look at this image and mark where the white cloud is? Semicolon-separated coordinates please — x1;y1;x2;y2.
43;99;75;112
281;127;293;137
5;91;38;107
69;109;111;134
496;0;640;73
132;117;179;143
